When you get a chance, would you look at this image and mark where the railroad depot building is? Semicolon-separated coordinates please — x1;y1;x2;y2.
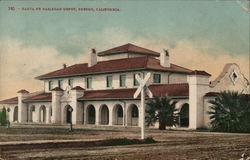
0;43;249;129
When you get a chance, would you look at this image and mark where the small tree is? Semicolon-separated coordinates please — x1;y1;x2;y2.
146;96;179;130
0;107;7;126
208;91;250;133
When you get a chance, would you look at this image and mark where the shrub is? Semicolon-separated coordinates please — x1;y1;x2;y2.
0;107;7;126
102;137;156;146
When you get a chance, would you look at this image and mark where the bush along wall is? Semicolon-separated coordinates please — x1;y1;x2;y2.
0;107;7;126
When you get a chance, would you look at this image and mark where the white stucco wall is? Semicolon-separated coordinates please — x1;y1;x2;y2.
203;97;214;129
43;70;189;92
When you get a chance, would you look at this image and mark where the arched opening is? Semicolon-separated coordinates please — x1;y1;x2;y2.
65;105;73;123
179;103;189;127
40;105;46;123
113;104;123;125
100;104;109;125
127;104;139;126
30;105;35;122
87;105;95;124
13;106;18;122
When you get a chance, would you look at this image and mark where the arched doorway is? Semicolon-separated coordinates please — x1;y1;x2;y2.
13;106;18;122
65;105;73;123
127;104;139;126
40;105;46;123
100;104;109;125
113;104;123;125
87;105;95;124
179;103;189;127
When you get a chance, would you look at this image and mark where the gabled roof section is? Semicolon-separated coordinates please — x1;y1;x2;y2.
79;83;189;100
97;43;160;57
36;56;192;80
0;97;18;104
72;86;85;91
189;70;211;76
17;89;29;93
51;87;64;91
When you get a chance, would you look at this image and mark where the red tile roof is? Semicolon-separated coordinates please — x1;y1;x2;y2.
149;83;189;97
36;56;192;80
0;84;189;103
205;92;220;97
98;43;160;57
189;70;211;76
51;87;64;91
23;93;52;102
17;89;29;93
71;86;85;91
0;97;18;104
79;83;189;100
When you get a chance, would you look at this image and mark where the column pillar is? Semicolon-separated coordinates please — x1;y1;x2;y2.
51;87;64;123
188;70;211;129
17;89;30;123
109;105;113;126
71;86;85;125
46;106;51;123
95;105;100;125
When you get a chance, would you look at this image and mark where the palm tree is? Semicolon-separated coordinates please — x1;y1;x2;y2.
208;91;250;133
146;96;179;130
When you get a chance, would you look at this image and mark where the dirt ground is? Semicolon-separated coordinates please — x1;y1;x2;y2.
0;124;249;160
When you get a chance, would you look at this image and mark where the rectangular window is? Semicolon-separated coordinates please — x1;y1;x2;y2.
68;79;73;87
49;81;53;91
153;74;161;83
58;80;63;89
133;74;139;86
106;76;113;88
120;75;126;87
86;77;92;89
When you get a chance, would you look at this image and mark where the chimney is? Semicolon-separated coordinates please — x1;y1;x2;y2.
63;64;67;69
160;49;170;67
88;48;97;67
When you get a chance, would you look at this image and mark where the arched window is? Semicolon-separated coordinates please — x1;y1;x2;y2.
132;105;138;118
117;106;123;117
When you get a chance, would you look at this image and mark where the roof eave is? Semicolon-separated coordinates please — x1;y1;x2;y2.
0;102;18;104
23;100;52;103
78;95;189;101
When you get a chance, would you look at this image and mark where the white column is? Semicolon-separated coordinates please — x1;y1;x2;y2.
71;89;84;125
51;91;63;123
95;106;100;125
9;106;14;122
84;105;87;124
109;105;113;126
188;73;210;129
123;105;126;126
46;106;50;123
17;92;29;123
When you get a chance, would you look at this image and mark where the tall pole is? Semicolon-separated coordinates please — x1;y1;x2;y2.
141;86;145;139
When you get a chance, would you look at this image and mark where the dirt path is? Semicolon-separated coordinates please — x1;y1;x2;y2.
0;126;249;159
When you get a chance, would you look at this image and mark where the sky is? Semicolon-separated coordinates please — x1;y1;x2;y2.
0;0;249;99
